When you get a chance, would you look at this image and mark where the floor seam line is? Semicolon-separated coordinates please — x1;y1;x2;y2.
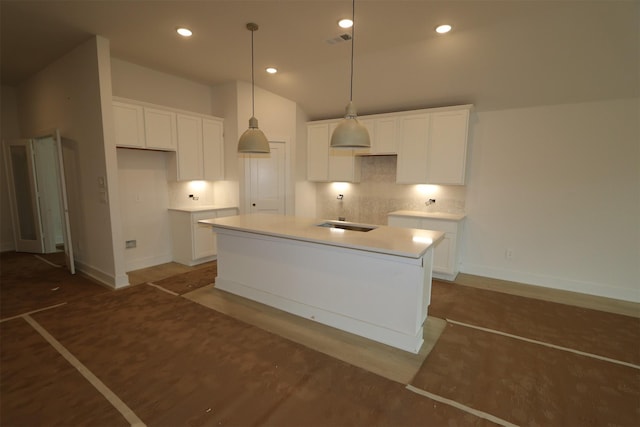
146;282;180;296
0;302;68;323
446;318;640;370
405;384;519;427
34;254;63;268
22;314;146;427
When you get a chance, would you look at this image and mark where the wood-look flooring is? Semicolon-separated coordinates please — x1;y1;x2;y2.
1;252;638;427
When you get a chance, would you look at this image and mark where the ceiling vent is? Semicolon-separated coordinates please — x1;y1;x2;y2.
326;33;352;45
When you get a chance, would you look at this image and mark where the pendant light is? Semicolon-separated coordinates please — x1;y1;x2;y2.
330;0;370;149
238;23;270;154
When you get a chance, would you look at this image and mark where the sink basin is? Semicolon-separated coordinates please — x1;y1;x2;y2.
317;221;377;232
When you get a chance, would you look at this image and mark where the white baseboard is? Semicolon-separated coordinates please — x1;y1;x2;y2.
0;242;15;252
74;259;128;289
124;253;173;273
460;263;640;304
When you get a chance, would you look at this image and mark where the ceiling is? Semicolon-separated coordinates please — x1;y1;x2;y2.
1;0;638;120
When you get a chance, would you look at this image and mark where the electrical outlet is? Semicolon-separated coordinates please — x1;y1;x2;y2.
505;248;514;260
125;240;137;249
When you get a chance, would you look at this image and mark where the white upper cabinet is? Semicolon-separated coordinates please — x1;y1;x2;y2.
202;118;224;181
175;114;204;181
171;114;225;182
114;98;224;182
328;122;360;182
307;123;330;182
396;105;471;185
426;109;470;185
306;105;471;184
144;107;177;151
113;101;145;149
307;121;360;183
358;116;399;155
396;113;431;184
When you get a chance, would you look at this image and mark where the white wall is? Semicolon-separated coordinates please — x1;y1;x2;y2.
16;36;127;287
295;104;316;218
111;58;214;115
117;148;173;271
463;98;639;302
0;86;21;252
236;81;298;214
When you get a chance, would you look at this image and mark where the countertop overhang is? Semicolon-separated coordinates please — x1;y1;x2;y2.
168;205;238;213
199;214;444;259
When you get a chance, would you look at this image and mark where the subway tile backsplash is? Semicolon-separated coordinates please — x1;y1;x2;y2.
316;155;466;225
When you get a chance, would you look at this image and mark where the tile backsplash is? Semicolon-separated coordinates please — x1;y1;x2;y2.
316;155;466;225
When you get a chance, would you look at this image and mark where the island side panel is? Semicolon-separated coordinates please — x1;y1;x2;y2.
213;228;432;353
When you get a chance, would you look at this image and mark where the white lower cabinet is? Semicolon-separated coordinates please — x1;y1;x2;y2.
169;207;238;266
388;213;465;281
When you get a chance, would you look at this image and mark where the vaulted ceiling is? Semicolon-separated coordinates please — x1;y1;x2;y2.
1;1;638;120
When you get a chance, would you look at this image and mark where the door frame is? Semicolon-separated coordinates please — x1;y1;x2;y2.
2;138;45;253
241;137;290;216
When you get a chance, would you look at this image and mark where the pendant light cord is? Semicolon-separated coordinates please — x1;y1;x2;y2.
349;0;355;102
251;27;255;118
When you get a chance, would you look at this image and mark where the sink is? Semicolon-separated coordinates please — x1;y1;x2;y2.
317;221;377;232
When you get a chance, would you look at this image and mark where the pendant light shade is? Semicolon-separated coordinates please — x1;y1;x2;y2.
330;0;370;149
238;23;270;154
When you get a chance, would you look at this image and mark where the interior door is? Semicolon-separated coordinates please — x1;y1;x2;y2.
52;130;75;274
3;139;45;253
247;142;286;215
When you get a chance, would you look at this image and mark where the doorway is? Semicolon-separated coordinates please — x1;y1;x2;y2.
244;141;286;215
3;131;75;273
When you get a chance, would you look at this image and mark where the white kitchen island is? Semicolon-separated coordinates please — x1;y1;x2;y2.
199;214;444;353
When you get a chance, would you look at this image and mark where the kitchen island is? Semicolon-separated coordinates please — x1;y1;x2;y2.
199;214;443;353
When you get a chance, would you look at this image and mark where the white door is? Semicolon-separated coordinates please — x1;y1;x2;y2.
3;139;45;253
52;130;75;274
246;142;286;215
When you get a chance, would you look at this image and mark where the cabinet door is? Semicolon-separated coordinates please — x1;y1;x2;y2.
372;117;398;154
353;119;374;156
307;123;330;181
432;234;454;275
192;211;216;259
144;107;177;151
427;110;469;184
396;113;430;184
176;114;203;181
202;118;224;181
113;102;145;148
328;122;360;182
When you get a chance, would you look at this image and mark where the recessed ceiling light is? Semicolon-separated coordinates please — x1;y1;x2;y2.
338;18;353;29
435;24;452;34
265;67;278;74
176;27;193;37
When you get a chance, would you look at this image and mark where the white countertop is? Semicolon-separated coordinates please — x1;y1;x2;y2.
388;210;466;221
199;214;444;259
168;205;238;213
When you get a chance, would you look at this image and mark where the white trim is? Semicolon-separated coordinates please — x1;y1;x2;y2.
74;259;129;289
460;263;640;303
